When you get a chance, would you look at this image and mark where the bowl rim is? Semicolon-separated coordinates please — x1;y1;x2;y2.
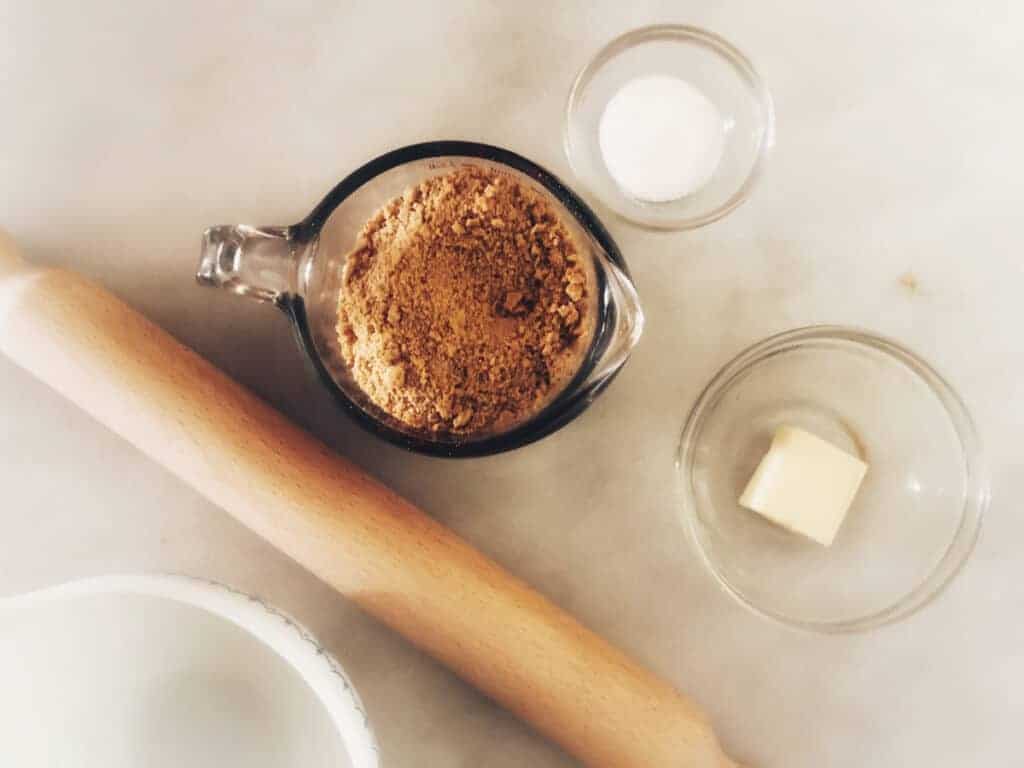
0;573;381;766
676;325;989;633
564;23;776;232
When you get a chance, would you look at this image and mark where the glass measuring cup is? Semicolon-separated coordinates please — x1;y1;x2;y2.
197;142;643;457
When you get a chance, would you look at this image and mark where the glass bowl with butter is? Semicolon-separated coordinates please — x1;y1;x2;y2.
677;326;988;633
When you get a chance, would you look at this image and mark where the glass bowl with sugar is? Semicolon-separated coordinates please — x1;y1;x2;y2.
565;25;775;231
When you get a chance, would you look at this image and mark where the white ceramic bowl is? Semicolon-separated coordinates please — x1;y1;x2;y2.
0;573;379;768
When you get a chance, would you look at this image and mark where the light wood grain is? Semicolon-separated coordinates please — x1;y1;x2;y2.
0;236;738;768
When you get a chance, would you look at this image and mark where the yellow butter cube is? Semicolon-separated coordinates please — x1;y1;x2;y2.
739;426;868;546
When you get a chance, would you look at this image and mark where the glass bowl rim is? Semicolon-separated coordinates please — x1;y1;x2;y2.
564;23;776;232
284;140;631;458
675;324;989;633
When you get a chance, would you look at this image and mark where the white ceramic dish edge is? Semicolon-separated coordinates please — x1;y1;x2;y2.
0;572;380;767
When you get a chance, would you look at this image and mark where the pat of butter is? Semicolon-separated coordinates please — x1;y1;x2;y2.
739;426;868;546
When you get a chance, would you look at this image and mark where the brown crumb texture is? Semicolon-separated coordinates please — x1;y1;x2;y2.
336;166;595;435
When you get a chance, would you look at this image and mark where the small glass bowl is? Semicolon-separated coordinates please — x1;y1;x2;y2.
676;327;988;633
564;25;774;231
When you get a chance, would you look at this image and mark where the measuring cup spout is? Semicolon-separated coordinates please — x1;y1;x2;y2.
585;251;644;389
197;225;298;305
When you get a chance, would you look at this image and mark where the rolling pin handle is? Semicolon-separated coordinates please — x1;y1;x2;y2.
197;224;298;305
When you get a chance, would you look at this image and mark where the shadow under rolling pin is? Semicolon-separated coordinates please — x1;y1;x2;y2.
0;230;742;768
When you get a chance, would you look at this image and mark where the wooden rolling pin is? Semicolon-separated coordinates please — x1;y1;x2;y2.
0;229;739;768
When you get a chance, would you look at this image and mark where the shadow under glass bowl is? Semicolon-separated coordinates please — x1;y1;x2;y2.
676;326;988;633
198;142;643;458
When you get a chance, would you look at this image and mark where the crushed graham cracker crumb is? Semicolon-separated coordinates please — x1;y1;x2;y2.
336;166;595;436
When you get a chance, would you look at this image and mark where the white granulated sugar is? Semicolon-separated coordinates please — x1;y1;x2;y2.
598;74;725;203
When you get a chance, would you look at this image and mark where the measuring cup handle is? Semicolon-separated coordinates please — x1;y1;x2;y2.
197;225;298;305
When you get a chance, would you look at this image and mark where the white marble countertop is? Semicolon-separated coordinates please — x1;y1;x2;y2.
1;2;1020;766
